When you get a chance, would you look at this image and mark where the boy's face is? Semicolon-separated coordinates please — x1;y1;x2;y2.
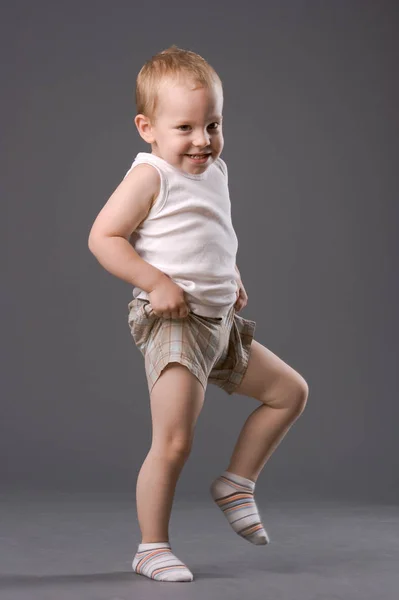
136;77;224;175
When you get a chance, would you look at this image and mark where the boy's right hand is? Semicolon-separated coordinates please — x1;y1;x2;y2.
148;275;190;319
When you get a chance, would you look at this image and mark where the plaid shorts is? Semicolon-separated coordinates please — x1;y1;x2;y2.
127;298;256;395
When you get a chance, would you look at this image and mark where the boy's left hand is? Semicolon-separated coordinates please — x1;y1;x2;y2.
234;279;248;312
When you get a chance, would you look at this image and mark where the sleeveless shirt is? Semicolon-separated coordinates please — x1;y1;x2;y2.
124;152;239;318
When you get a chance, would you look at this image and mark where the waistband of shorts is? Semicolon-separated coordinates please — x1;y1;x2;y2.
182;301;235;319
128;297;235;319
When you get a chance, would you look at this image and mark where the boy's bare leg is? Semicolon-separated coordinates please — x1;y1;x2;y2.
132;363;204;581
136;362;205;543
210;340;308;545
226;340;309;482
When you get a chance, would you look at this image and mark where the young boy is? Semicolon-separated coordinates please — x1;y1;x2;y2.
88;45;309;583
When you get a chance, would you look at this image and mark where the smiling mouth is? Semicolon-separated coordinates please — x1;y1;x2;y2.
185;153;211;157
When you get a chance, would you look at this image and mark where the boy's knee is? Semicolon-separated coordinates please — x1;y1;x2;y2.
275;373;309;415
170;436;193;458
154;437;193;461
294;376;309;415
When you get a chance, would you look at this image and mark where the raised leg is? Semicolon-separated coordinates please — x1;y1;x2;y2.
227;340;309;482
209;340;309;546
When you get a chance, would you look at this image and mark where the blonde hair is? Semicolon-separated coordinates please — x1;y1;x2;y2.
135;45;223;124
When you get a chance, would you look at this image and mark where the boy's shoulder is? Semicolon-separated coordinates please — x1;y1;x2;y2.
137;163;161;208
127;161;161;209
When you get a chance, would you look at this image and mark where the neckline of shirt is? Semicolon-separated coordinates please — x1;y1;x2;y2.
136;152;210;180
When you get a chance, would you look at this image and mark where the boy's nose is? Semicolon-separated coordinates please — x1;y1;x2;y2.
193;133;210;148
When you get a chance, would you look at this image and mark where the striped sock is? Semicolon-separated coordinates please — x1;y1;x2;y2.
210;470;270;545
132;541;194;582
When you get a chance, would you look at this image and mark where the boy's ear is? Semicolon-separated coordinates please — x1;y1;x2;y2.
134;114;155;143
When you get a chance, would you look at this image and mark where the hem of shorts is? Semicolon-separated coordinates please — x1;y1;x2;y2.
223;318;256;395
148;353;207;393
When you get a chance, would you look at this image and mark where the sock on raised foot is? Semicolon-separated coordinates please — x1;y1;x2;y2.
132;541;194;582
210;470;270;545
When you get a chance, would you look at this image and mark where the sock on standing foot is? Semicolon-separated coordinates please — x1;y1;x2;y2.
132;541;194;582
210;470;270;545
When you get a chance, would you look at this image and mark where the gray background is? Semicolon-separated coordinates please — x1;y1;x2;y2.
2;0;398;503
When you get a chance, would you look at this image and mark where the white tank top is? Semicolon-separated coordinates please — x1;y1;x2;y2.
124;152;239;318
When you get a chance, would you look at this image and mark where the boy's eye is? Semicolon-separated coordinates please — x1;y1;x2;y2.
177;123;219;131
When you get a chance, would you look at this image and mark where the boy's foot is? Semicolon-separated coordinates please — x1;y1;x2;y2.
210;470;270;545
132;541;194;582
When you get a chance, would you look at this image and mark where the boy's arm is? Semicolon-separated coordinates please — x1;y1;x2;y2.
88;164;167;293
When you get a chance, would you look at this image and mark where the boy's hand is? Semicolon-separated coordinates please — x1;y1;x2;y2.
148;275;190;319
234;279;248;312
